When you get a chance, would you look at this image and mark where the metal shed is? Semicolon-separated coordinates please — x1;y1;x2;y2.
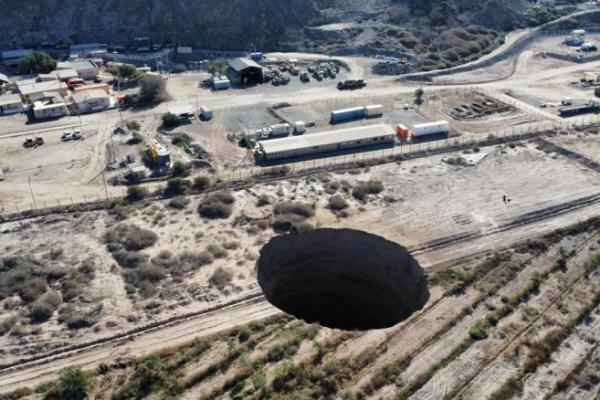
227;58;264;84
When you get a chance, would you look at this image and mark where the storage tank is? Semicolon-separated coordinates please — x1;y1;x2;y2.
411;121;449;138
269;123;290;137
330;106;366;123
365;104;384;117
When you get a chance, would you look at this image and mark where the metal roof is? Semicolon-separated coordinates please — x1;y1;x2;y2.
228;58;262;72
259;124;395;154
0;94;22;107
1;49;33;60
72;89;109;103
19;81;68;96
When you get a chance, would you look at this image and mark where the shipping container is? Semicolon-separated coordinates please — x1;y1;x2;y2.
269;123;290;137
211;77;231;91
294;121;306;135
330;106;366;123
411;121;449;138
365;104;384;117
395;124;410;139
200;106;213;120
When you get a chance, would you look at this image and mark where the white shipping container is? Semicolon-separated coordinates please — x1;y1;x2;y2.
294;121;306;134
411;121;449;137
269;123;290;137
365;104;384;117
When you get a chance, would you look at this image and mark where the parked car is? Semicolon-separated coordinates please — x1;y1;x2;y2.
23;137;44;148
72;129;83;140
61;131;73;141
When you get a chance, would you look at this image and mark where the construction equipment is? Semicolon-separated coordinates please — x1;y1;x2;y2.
337;79;367;90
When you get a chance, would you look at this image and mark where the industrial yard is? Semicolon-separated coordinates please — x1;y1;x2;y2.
0;7;600;400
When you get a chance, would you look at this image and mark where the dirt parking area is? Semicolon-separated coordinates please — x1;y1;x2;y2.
546;131;600;162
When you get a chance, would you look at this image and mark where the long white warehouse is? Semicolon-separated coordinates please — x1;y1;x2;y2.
257;124;395;161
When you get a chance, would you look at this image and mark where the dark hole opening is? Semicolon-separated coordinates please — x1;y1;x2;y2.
257;229;430;330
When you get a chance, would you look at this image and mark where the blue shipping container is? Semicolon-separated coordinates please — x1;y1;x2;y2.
330;106;366;123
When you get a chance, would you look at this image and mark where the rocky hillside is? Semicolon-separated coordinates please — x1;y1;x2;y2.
0;0;571;65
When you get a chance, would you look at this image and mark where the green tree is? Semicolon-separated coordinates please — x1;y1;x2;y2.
140;75;169;104
117;64;138;79
18;51;57;74
54;367;88;400
414;87;424;105
162;112;180;128
171;63;187;73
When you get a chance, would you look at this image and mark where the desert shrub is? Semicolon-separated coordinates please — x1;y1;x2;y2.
256;195;272;207
137;264;166;282
19;277;47;303
59;305;102;330
162;112;180;128
328;195;349;211
209;267;233;290
274;201;315;218
127;132;144;145
351;180;384;201
0;315;18;335
172;160;189;177
469;323;488;341
31;290;62;322
126;120;141;131
171;133;190;147
46;367;88;400
126;185;148;202
489;377;523;400
207;244;228;259
173;251;214;274
111;250;149;269
164;178;191;197
199;191;235;219
192;176;210;192
140;75;169;104
168;196;191;210
105;224;158;252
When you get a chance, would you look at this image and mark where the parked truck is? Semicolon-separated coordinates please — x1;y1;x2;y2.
269;123;290;137
337;80;367;90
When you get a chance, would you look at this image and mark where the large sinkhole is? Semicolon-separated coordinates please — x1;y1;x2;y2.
257;229;430;330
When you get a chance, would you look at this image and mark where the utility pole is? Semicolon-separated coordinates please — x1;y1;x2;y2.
102;170;109;201
28;177;37;209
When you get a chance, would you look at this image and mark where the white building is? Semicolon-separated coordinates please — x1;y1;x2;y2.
72;89;110;113
257;124;396;161
33;97;68;119
59;59;99;80
18;80;69;102
0;94;23;115
38;69;79;82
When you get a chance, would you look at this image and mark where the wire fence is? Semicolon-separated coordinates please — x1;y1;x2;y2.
2;112;600;221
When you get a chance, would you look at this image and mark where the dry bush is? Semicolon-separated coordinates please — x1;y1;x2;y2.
351;180;384;201
328;195;349;212
168;197;191;210
199;191;235;219
273;202;314;218
105;224;158;252
209;267;233;290
207;244;228;259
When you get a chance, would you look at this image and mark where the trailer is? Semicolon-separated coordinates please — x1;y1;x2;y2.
330;106;366;123
365;104;384;117
559;100;600;117
411;121;449;138
269;123;291;137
